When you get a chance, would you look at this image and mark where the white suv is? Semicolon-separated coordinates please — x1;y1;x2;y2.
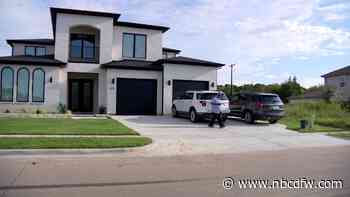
172;91;230;122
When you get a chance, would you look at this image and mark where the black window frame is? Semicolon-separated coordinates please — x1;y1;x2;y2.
16;67;30;102
122;33;147;59
69;33;98;63
0;66;14;102
24;46;47;56
32;68;45;103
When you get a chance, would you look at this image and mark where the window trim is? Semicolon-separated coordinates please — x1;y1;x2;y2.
69;33;98;63
122;33;147;59
0;66;14;102
16;67;30;102
31;68;45;103
24;46;47;56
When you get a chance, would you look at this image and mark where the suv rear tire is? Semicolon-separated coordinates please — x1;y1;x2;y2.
189;109;198;123
172;105;178;117
269;120;278;124
244;111;254;124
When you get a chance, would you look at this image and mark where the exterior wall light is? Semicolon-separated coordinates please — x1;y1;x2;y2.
49;77;53;83
112;78;115;84
211;82;215;88
168;80;171;86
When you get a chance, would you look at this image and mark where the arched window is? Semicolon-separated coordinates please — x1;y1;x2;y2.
32;68;45;102
0;67;14;102
17;68;30;102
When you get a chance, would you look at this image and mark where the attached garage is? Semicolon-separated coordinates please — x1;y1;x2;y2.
172;80;209;99
116;78;157;115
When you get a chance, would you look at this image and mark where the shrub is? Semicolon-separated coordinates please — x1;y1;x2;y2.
4;109;10;113
99;106;107;114
340;100;350;112
35;109;45;114
57;103;67;114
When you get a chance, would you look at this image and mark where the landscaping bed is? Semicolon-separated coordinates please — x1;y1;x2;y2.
0;137;152;149
280;101;350;139
0;118;137;135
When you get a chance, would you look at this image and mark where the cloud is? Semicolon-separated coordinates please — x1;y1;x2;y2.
0;0;349;88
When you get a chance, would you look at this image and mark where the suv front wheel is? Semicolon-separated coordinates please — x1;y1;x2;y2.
189;109;198;123
244;111;254;124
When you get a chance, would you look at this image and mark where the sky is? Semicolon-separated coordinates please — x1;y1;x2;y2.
0;0;350;88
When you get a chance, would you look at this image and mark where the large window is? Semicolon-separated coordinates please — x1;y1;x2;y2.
25;46;47;56
70;34;97;61
0;67;14;102
122;33;146;59
16;68;30;102
32;68;45;102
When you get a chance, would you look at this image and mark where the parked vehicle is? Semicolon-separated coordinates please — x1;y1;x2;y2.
229;92;284;124
172;91;230;122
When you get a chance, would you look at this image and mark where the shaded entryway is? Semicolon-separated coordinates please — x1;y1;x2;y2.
68;73;98;113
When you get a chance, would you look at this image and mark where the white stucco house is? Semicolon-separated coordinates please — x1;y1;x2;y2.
0;8;224;115
321;65;350;101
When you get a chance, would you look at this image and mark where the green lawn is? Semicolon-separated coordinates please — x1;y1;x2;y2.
0;118;137;135
0;137;152;149
328;132;350;140
280;101;350;139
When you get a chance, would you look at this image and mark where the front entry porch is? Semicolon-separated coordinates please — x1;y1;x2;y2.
68;72;99;114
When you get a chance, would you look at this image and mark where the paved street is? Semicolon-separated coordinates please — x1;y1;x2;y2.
0;145;349;197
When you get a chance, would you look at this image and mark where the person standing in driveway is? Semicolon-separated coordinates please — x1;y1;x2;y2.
209;93;225;128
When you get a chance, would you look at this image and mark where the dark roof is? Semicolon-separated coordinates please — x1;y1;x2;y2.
157;56;224;67
321;65;350;78
7;39;54;47
101;60;162;71
0;55;66;66
163;47;181;53
50;7;121;37
115;21;169;33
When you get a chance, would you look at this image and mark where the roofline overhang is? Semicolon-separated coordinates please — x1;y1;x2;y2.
115;21;170;33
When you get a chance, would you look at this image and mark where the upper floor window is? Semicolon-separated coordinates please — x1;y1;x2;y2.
122;33;146;59
17;68;30;102
0;67;14;102
69;34;98;63
25;46;47;56
32;68;45;102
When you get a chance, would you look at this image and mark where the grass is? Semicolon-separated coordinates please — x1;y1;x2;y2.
328;132;350;140
0;118;137;135
0;137;152;149
281;101;350;139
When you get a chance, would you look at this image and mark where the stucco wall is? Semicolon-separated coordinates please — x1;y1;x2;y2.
54;13;114;64
0;64;61;113
163;63;218;114
112;26;163;61
12;43;55;56
325;75;350;101
106;68;163;115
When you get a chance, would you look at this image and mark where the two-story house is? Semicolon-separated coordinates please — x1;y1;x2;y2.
321;65;350;101
0;7;224;115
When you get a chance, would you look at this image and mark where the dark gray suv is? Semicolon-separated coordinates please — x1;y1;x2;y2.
229;92;285;124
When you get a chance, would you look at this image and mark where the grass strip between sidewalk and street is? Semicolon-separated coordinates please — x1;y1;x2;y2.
0;137;152;149
0;118;138;135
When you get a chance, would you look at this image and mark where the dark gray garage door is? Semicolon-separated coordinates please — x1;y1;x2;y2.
116;78;157;115
173;80;209;99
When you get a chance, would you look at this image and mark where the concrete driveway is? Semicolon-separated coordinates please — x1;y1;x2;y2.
112;116;350;156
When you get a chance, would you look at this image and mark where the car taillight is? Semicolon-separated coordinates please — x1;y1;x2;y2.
256;101;263;109
200;101;207;107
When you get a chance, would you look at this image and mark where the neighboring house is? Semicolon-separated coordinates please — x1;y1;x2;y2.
321;65;350;101
289;90;327;103
0;7;224;115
